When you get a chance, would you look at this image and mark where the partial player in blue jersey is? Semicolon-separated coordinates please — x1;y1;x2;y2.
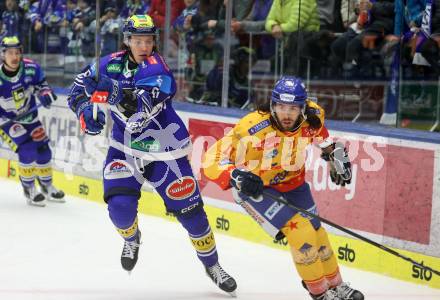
0;36;65;206
67;15;237;296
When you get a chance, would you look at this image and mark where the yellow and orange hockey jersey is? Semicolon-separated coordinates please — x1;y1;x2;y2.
203;100;329;192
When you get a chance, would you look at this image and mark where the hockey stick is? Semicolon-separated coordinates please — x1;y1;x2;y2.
262;191;440;277
91;0;108;120
0;103;43;130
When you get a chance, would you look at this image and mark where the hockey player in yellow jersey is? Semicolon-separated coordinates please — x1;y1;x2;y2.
203;76;364;300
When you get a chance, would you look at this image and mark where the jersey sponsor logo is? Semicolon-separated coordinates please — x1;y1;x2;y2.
248;119;270;135
30;126;47;142
302;126;317;137
111;51;125;58
106;64;122;73
190;230;216;253
25;68;35;76
12;87;26;109
264;201;284;220
130;139;160;152
104;160;133;180
9;123;26;138
165;176;196;200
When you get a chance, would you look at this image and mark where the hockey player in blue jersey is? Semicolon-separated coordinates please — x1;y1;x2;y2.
0;36;65;206
67;15;237;296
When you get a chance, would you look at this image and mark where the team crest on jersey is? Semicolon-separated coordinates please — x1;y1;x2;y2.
30;126;47;141
104;160;133;180
165;176;196;200
248;119;270;135
9;123;26;138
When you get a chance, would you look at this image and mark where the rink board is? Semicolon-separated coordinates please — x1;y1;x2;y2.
1;157;439;289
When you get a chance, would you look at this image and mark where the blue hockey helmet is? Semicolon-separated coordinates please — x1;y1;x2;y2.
270;76;308;131
271;76;307;107
123;15;157;45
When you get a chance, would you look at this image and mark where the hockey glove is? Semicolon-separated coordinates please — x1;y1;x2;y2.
78;103;106;135
230;169;264;199
321;142;352;186
83;75;123;105
38;89;57;108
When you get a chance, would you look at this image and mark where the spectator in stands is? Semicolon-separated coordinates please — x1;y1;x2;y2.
72;0;95;57
121;0;150;19
230;0;275;59
173;0;199;49
343;0;395;79
316;0;344;32
417;1;440;76
28;0;66;53
199;46;256;108
0;0;22;40
148;0;185;29
202;0;254;35
186;28;223;101
189;0;222;37
329;0;361;77
265;0;320;76
100;7;121;56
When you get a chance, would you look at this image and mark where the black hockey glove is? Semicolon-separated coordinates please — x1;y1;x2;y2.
230;169;264;199
321;142;352;186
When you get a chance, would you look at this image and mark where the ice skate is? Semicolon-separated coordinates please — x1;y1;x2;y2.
39;181;65;203
121;231;141;273
24;185;46;207
205;262;237;297
333;282;364;300
310;289;340;300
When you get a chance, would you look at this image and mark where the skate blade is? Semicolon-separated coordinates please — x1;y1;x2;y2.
27;200;46;207
228;290;237;298
47;197;66;203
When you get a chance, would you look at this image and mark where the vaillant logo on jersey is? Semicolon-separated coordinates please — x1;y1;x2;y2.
104;160;132;179
166;176;196;200
31;126;46;142
107;64;122;73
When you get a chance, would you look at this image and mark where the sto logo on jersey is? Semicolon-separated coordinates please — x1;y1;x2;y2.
31;126;47;142
104;160;133;180
166;176;196;200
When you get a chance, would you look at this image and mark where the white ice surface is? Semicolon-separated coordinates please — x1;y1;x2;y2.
0;178;439;300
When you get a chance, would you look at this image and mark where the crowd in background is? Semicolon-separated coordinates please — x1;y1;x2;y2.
0;0;438;112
